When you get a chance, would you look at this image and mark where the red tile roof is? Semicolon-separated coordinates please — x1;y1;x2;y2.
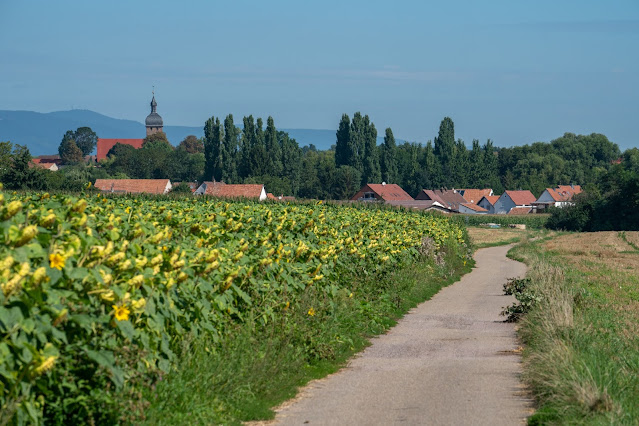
460;203;489;213
351;184;413;201
508;207;532;215
366;184;414;201
460;189;493;204
505;190;536;206
94;179;171;195
97;138;145;161
416;190;447;205
198;181;265;200
417;189;466;210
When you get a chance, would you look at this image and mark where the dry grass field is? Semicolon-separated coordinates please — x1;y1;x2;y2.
511;231;639;424
467;226;536;248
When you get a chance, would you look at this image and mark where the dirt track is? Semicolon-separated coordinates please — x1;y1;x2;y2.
267;244;533;425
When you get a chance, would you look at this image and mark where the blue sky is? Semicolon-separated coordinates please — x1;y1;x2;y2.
1;0;638;149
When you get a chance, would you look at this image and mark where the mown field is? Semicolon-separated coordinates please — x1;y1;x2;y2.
509;231;639;424
0;188;470;425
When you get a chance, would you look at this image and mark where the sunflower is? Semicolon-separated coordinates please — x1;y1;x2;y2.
112;304;130;321
49;253;66;270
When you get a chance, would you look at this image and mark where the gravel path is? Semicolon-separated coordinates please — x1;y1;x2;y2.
265;244;534;425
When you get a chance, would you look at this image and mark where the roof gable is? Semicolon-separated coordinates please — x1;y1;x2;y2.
505;190;536;206
460;189;493;204
366;184;414;201
479;195;500;206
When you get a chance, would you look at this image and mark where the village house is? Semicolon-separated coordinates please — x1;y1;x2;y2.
416;189;466;212
351;183;413;202
31;159;59;171
94;179;172;195
477;195;500;214
458;188;493;204
96;94;164;162
458;203;489;215
195;181;267;201
532;185;582;211
493;190;537;214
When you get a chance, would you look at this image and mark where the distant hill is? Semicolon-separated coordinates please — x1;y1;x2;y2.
0;109;402;156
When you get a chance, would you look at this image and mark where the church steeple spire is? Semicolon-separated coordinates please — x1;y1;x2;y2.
145;89;163;136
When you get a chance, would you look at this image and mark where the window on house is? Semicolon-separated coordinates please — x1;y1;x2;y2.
364;192;375;199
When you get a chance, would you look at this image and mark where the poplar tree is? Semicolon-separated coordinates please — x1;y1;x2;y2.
348;112;365;172
265;116;283;176
421;141;440;189
280;131;301;195
335;114;351;167
222;114;240;182
239;116;256;178
434;117;456;187
381;127;399;183
203;116;222;181
362;116;380;184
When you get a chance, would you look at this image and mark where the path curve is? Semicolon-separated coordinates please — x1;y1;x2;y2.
266;244;533;425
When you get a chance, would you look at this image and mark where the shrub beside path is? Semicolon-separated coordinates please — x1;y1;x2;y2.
264;244;534;425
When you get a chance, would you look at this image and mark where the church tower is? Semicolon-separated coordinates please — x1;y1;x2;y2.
145;93;164;136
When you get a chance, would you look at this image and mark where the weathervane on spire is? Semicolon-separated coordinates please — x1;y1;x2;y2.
152;85;155;96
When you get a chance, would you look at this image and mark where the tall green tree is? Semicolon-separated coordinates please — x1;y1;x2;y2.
361;117;380;184
222;114;240;182
434;117;455;186
420;141;440;190
381;128;399;184
348;112;366;173
451;139;469;188
178;135;204;154
335;114;351;167
203;117;219;181
332;165;362;199
279;131;302;195
264;116;283;176
1;143;45;190
73;127;98;156
58;134;84;164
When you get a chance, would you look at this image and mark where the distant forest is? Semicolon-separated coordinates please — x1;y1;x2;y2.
0;115;631;200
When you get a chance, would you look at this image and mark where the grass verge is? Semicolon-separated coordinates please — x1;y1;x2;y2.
142;250;473;425
508;233;639;425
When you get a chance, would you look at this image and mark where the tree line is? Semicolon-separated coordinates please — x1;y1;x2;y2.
546;149;639;231
0;115;627;201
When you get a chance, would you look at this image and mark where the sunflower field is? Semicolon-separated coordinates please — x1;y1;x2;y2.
0;187;469;424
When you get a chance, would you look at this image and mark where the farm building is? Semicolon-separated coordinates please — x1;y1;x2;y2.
532;185;582;211
493;190;536;214
458;188;493;204
477;195;500;214
195;181;267;201
416;189;466;212
94;179;172;195
458;203;489;215
351;183;413;202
